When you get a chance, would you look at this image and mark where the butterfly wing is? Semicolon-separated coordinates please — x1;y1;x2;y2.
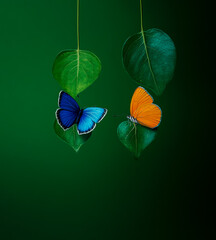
56;109;78;130
130;86;153;116
77;108;107;135
82;108;107;123
135;104;162;129
130;86;161;129
56;91;80;130
58;91;80;112
77;115;96;135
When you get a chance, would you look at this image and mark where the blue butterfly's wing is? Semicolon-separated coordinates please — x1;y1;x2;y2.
77;108;107;135
77;114;96;135
58;91;80;112
56;109;78;130
82;108;107;123
56;91;80;130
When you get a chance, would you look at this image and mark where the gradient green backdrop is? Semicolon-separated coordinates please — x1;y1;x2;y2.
0;0;214;239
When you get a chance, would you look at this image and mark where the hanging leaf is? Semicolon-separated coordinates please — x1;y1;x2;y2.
54;120;91;152
122;28;176;95
52;50;101;97
117;120;157;158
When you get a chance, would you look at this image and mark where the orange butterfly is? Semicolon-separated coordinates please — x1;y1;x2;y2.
127;87;162;129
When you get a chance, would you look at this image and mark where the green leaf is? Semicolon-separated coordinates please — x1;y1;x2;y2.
52;49;101;97
54;120;91;152
117;120;157;158
122;28;176;95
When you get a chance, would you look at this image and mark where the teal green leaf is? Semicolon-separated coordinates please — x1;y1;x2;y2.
54;120;91;152
117;120;157;158
52;50;101;97
122;28;176;95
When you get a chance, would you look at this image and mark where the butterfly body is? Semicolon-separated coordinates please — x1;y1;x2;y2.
75;109;84;124
56;91;107;135
128;86;162;129
127;115;138;124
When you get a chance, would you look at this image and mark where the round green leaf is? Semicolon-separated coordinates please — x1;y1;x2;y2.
122;28;176;95
52;49;101;97
117;120;157;158
54;120;91;152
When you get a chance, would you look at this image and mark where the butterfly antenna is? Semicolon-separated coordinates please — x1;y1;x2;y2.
112;113;126;117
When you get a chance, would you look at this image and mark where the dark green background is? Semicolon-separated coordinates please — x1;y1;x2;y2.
1;0;215;239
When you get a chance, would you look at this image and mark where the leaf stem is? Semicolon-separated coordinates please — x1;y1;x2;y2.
140;0;144;32
77;0;80;50
139;0;160;94
76;0;80;88
134;123;138;156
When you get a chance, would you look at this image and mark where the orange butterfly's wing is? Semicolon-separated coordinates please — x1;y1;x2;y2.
134;104;162;129
130;86;162;129
130;86;153;116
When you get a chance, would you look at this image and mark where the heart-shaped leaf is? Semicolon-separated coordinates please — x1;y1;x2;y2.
52;49;101;97
122;28;176;95
54;120;91;152
117;120;157;158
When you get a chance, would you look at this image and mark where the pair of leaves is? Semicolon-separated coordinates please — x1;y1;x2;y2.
118;28;176;157
52;49;101;151
52;28;175;155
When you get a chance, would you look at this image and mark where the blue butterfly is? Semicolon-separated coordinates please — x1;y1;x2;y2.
56;91;107;135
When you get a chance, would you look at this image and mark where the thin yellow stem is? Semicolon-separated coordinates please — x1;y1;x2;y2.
140;0;144;32
77;0;80;50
